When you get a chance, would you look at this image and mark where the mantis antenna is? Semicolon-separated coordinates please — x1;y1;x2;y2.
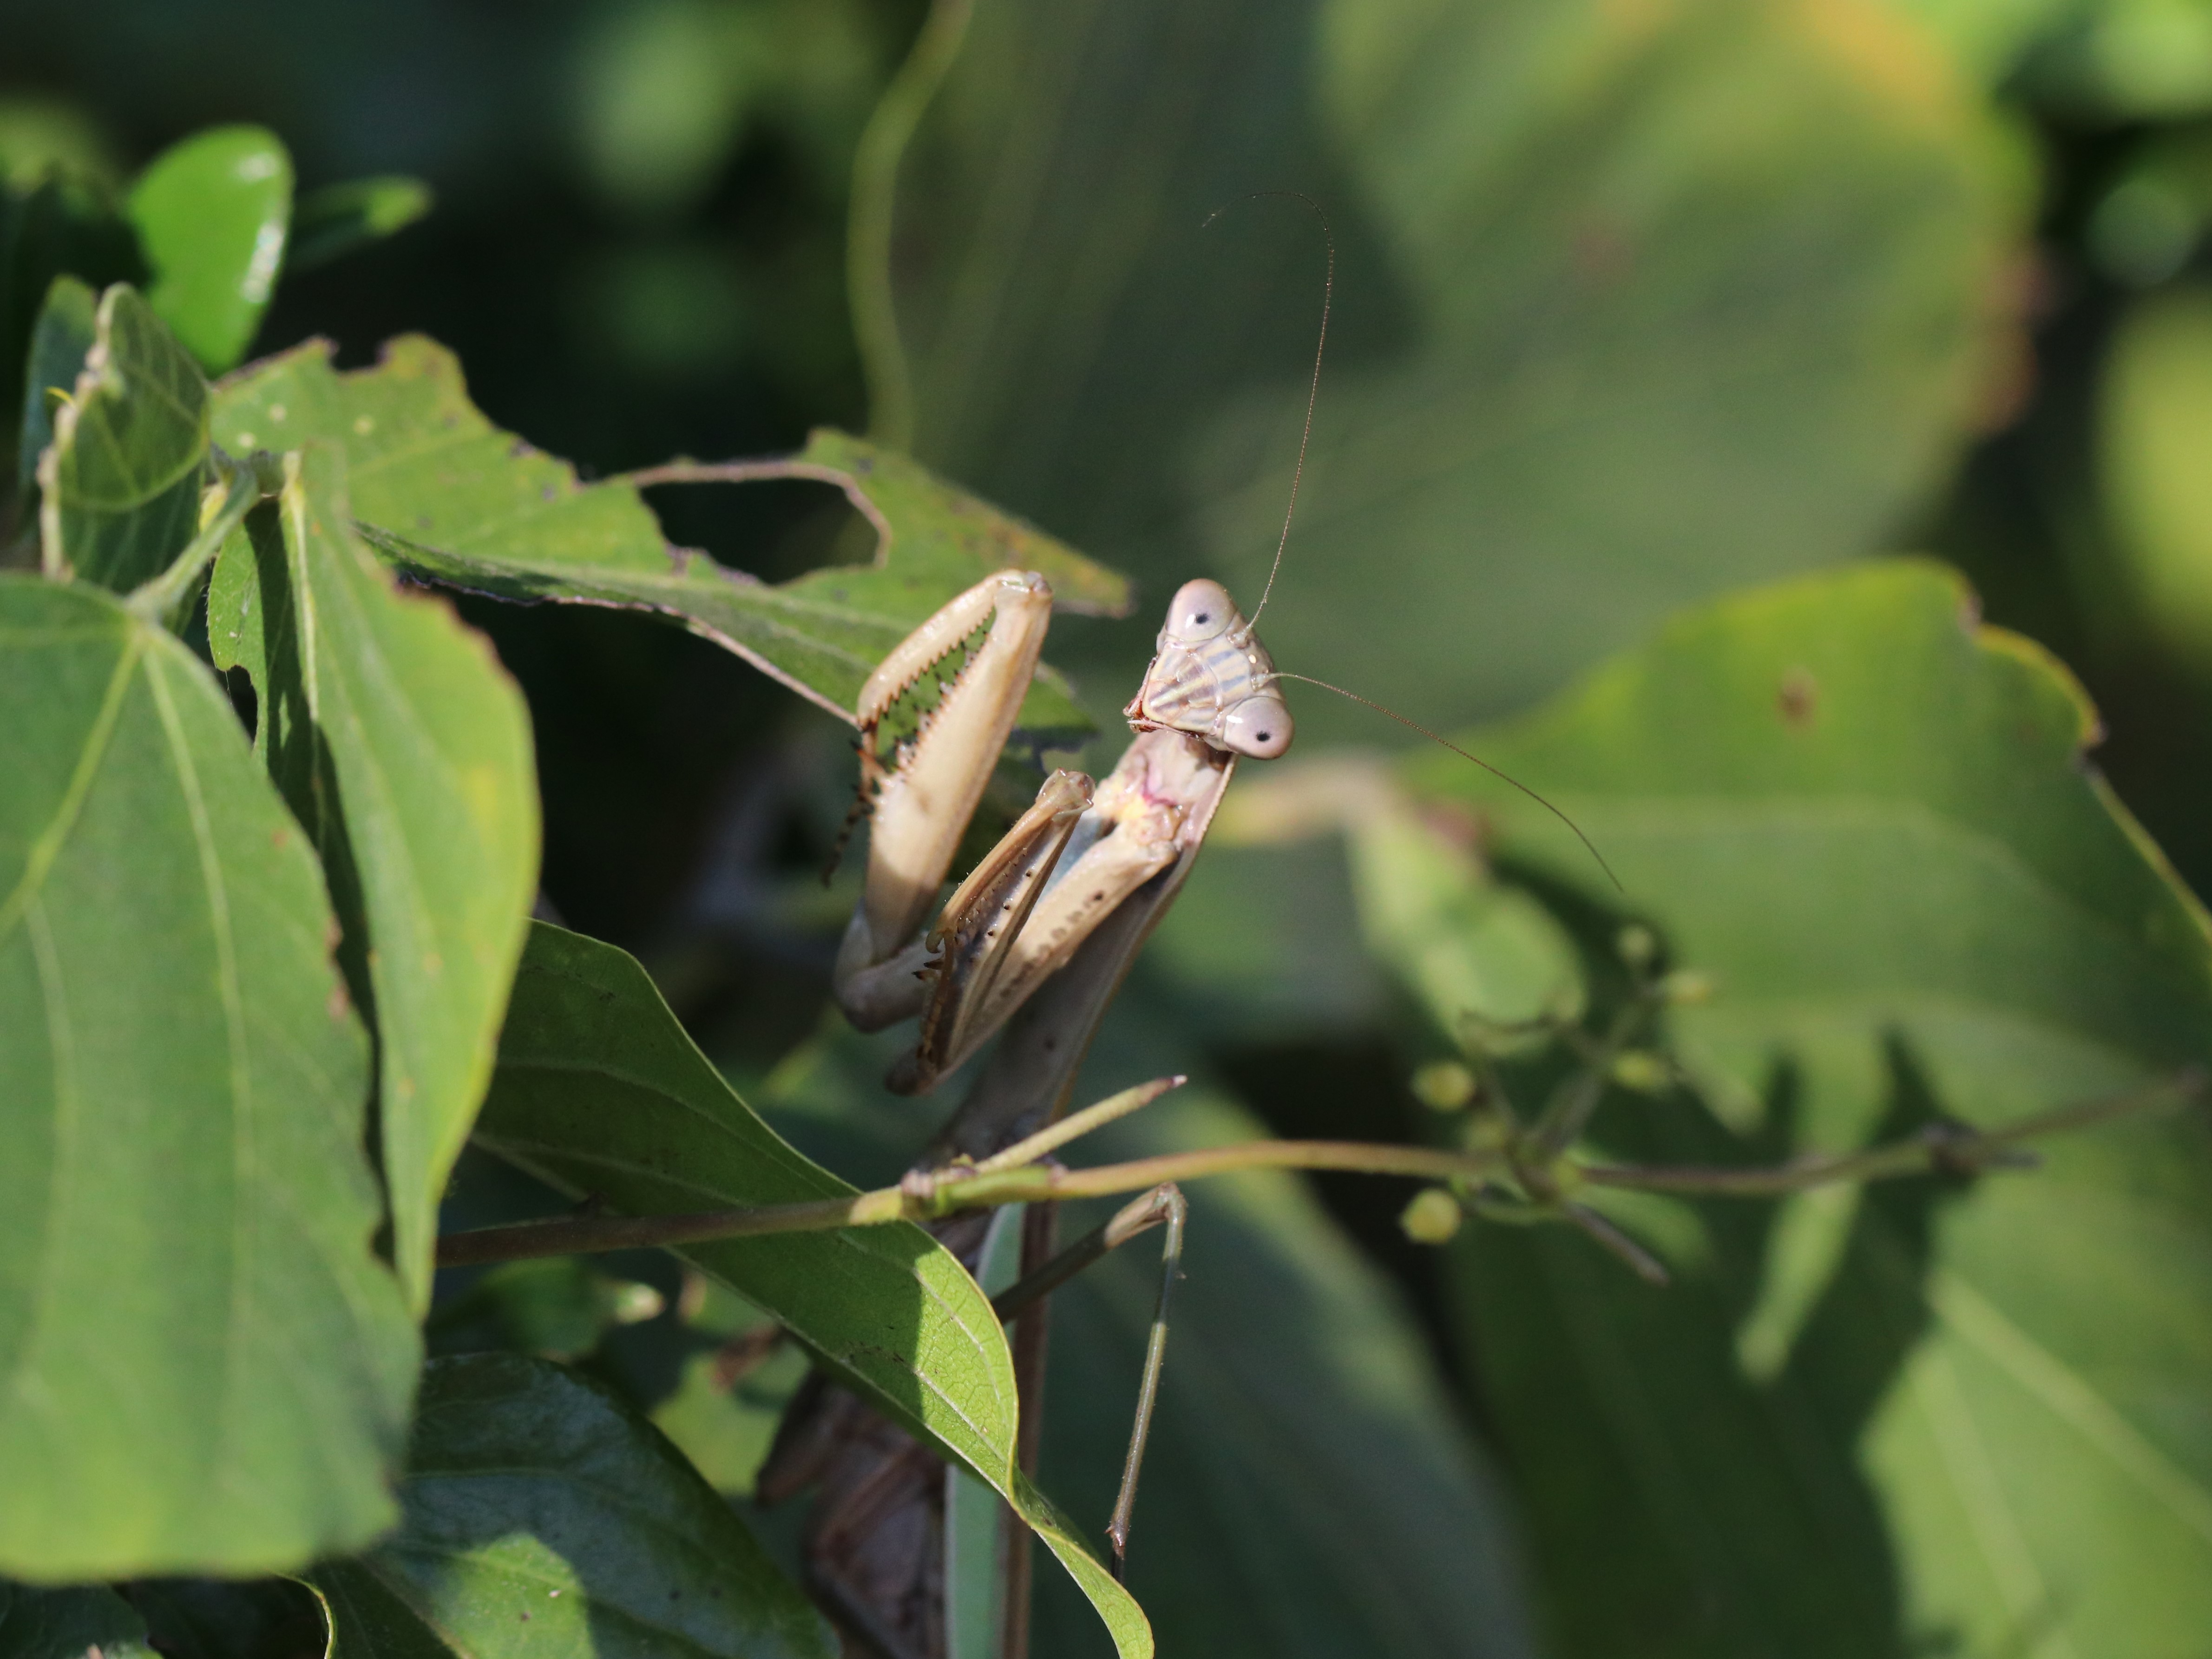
1201;190;1331;629
1204;193;1623;893
1271;670;1624;892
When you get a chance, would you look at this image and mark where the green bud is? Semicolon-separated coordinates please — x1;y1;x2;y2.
1660;969;1714;1006
1616;924;1658;969
1400;1187;1464;1245
1610;1050;1669;1092
1411;1059;1478;1112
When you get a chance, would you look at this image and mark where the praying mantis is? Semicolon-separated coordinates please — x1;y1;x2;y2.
758;561;1296;1658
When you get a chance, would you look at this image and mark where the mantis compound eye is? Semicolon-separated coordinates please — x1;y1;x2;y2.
1220;694;1293;759
1162;578;1239;646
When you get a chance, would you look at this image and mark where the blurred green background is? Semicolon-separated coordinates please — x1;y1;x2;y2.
13;0;2212;1654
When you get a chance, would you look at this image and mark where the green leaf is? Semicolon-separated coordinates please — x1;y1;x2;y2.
14;275;94;496
1030;1085;1541;1659
308;1354;836;1659
0;576;417;1578
207;446;539;1312
37;284;209;591
0;170;141;497
1411;558;2212;1136
470;922;1153;1658
210;337;1127;738
0;1583;155;1659
1392;559;2212;1654
1864;1108;2212;1658
1438;1083;1928;1659
285;177;433;273
126;126;292;374
875;0;2013;736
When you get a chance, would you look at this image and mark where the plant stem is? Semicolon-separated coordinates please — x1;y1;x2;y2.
1580;1070;2199;1197
433;1071;2200;1268
435;1139;1513;1267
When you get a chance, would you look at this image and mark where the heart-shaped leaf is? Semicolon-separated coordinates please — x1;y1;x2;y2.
208;445;539;1311
308;1355;835;1659
0;575;416;1579
470;921;1153;1657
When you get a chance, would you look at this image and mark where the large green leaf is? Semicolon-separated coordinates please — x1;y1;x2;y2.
208;446;538;1312
125;126;292;375
309;1354;835;1659
1411;558;2212;1135
0;576;416;1578
878;0;2012;735
1389;559;2212;1655
37;284;208;591
469;922;1152;1657
211;337;1125;734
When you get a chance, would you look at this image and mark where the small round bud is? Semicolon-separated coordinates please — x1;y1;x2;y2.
1659;969;1714;1006
1411;1060;1478;1112
1616;925;1657;970
1610;1050;1669;1093
609;1280;666;1325
1400;1187;1464;1245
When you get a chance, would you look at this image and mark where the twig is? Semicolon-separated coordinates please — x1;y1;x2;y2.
1579;1071;2201;1198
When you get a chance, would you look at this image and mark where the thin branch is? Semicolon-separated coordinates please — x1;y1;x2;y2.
1579;1070;2201;1198
433;1070;2201;1269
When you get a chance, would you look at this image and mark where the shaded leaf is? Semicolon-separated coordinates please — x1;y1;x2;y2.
37;284;208;591
1864;1105;2212;1659
125;126;291;374
286;177;433;273
212;337;1123;736
1031;1084;1541;1659
0;170;140;498
14;275;93;495
308;1354;835;1659
208;446;539;1311
0;1583;155;1659
470;922;1152;1657
0;576;416;1578
879;0;2013;736
121;1577;326;1659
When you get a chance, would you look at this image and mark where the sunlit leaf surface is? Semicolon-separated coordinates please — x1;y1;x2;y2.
209;446;539;1311
125;126;291;374
0;576;415;1578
